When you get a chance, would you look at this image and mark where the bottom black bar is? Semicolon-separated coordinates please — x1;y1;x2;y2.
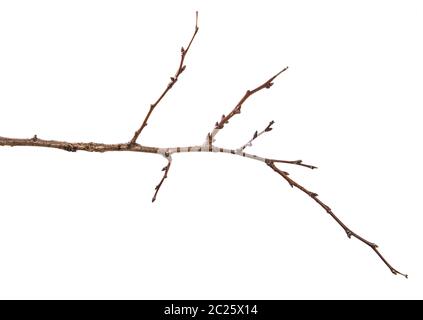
0;300;403;318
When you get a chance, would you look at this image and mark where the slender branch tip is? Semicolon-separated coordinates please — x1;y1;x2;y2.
195;11;199;29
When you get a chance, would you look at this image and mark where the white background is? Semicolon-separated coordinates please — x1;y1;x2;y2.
0;1;422;299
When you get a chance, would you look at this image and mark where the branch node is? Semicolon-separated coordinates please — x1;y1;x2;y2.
64;144;77;152
264;120;275;132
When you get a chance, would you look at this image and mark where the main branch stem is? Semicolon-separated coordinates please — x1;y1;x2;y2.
0;135;407;277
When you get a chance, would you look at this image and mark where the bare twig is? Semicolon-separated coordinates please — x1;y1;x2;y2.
206;67;288;145
266;159;408;278
238;120;275;151
152;155;172;202
0;12;407;278
269;159;317;170
130;11;199;145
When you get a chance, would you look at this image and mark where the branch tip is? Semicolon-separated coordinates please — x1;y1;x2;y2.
268;66;289;83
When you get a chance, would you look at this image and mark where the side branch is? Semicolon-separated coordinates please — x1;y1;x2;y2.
206;66;288;144
238;120;275;151
152;155;172;202
266;159;408;278
130;12;199;145
269;159;317;170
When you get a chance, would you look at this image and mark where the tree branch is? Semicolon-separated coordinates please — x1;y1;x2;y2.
0;135;408;277
0;12;407;278
130;11;199;145
266;159;408;278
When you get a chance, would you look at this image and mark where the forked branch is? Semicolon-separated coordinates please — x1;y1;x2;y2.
0;12;407;278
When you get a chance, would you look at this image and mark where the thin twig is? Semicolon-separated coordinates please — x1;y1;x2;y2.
152;155;172;202
269;159;317;170
266;159;408;278
206;67;288;145
238;120;275;151
130;12;199;145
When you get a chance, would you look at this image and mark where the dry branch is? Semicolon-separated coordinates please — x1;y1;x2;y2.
152;154;172;203
238;120;275;151
130;12;199;145
0;12;407;278
205;67;288;145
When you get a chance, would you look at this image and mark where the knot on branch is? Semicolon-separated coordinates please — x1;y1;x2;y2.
64;144;77;152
